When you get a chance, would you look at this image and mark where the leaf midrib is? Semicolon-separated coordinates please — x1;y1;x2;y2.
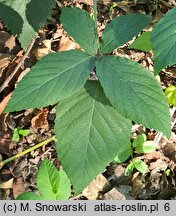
81;93;96;181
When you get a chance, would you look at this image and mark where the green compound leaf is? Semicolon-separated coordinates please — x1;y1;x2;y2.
54;81;132;193
96;55;171;138
151;7;176;74
16;192;43;200
5;50;94;112
128;31;152;51
0;0;55;50
165;85;176;107
37;159;70;200
61;7;98;55
100;14;151;54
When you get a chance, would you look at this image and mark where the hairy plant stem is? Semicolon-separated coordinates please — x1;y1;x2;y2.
0;136;56;169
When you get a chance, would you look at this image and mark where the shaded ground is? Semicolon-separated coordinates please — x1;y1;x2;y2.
0;0;176;200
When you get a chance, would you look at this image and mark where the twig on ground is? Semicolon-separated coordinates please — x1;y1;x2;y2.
0;135;56;169
0;36;37;94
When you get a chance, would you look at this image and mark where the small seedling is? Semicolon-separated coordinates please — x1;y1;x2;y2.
12;127;30;142
165;86;176;107
16;159;71;200
109;2;117;12
114;134;157;163
125;158;148;176
165;169;171;177
132;134;157;154
114;134;157;175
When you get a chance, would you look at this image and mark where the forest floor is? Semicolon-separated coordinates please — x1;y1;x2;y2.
0;0;176;200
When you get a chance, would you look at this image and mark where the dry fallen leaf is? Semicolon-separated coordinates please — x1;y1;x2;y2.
0;53;15;74
33;47;52;60
161;143;176;162
149;159;168;171
104;187;126;200
74;0;93;5
131;175;146;198
0;178;14;189
42;39;52;49
59;35;80;51
143;151;162;161
0;93;12;114
5;35;16;52
12;177;25;199
0;130;12;157
31;108;49;129
53;26;63;39
0;31;11;52
0;31;20;55
82;174;110;200
33;39;53;60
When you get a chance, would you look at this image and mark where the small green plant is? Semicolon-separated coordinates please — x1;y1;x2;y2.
1;0;173;193
114;134;157;163
109;2;117;12
132;134;157;154
125;158;148;176
12;127;30;142
165;168;171;177
17;159;71;200
114;134;157;175
165;86;176;107
124;133;157;175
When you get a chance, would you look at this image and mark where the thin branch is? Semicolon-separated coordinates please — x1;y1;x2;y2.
0;36;37;94
0;135;56;169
